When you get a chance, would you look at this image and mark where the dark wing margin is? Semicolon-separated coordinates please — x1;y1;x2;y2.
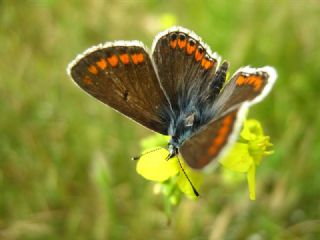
151;26;221;112
180;66;277;169
67;41;172;135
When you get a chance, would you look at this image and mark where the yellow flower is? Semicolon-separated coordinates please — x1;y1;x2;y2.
136;148;179;182
136;135;202;199
135;119;273;202
220;119;273;200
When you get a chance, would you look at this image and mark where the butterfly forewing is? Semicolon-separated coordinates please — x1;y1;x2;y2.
68;42;171;135
152;27;220;112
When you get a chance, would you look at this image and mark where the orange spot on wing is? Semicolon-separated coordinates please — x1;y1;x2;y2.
236;75;264;91
170;39;177;49
214;136;224;145
206;113;236;157
248;77;255;84
195;48;204;61
201;58;214;69
120;53;130;64
96;58;107;70
223;114;233;125
236;75;246;85
208;144;218;156
137;53;144;63
186;43;196;55
254;78;263;91
88;65;98;75
218;125;228;136
251;76;263;91
178;39;187;49
107;55;118;67
83;76;93;85
201;58;207;68
131;53;144;64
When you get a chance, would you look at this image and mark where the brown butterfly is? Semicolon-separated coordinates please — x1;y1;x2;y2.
67;26;277;170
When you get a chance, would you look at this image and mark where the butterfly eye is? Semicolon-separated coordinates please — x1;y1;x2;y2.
184;113;195;127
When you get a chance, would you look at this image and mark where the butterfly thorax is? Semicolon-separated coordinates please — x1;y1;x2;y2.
167;108;207;159
168;109;202;148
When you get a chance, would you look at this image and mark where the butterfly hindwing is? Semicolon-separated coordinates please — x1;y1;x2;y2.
67;41;171;135
180;67;277;169
180;108;243;169
152;26;220;112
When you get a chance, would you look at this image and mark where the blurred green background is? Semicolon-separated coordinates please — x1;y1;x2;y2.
1;0;320;239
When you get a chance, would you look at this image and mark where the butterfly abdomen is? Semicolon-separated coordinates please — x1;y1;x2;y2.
206;61;229;102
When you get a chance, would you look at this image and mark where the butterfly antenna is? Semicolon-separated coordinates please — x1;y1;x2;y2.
131;147;165;161
176;155;200;197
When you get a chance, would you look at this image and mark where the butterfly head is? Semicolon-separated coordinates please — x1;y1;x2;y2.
167;143;179;159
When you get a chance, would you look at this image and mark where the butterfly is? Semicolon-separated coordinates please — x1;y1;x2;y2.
67;26;277;170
